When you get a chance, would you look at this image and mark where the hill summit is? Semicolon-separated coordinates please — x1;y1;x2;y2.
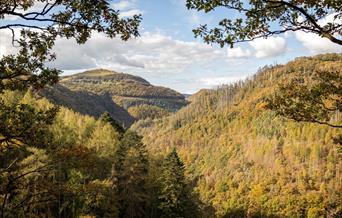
61;69;188;111
42;69;188;126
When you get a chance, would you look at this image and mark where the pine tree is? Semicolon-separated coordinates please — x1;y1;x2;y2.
100;112;125;135
112;131;149;218
158;148;188;218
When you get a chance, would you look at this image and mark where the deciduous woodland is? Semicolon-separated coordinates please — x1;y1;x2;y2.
0;0;341;217
1;54;341;217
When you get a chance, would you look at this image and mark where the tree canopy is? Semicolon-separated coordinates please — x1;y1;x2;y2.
0;0;141;92
265;67;342;129
186;0;342;47
138;54;342;217
264;54;342;150
0;1;142;217
158;148;188;217
0;0;142;158
100;111;126;135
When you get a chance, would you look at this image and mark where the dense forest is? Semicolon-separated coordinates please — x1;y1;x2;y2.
0;0;341;217
0;90;200;217
133;53;342;217
1;53;341;217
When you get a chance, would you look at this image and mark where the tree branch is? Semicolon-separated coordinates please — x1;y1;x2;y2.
266;0;342;45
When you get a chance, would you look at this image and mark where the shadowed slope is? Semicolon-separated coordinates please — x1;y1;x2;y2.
41;84;134;127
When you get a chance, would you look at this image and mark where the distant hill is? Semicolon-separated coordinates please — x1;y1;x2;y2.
133;53;342;217
60;69;188;112
41;69;188;125
41;84;134;127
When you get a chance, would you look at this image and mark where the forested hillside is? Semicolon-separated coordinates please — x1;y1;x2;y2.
40;69;188;124
0;90;203;217
61;69;188;112
1;0;341;217
133;53;342;217
1;53;341;218
41;84;135;127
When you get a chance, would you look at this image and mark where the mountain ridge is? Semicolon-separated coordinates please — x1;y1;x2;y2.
60;69;188;111
62;69;151;85
41;69;188;125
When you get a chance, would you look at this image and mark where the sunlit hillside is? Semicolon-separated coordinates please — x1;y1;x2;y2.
1;1;341;218
133;53;342;217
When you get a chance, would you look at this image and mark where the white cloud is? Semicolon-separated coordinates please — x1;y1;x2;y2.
199;75;248;86
0;29;20;57
0;32;10;57
295;32;341;54
112;0;136;10
295;13;342;54
0;44;8;57
227;47;252;58
0;28;224;72
226;37;287;59
112;0;143;17
119;9;143;17
318;13;341;26
249;37;287;58
226;13;341;59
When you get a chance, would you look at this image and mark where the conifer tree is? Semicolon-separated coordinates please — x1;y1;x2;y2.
112;131;149;218
100;112;125;135
158;148;189;218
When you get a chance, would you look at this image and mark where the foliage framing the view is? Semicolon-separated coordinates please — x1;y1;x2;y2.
265;63;342;129
0;0;141;217
186;0;342;47
0;0;141;91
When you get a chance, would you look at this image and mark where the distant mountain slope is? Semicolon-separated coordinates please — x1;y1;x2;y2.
41;84;134;127
133;53;342;217
60;69;188;111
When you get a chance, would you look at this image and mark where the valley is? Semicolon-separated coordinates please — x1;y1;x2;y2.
1;1;341;217
1;53;340;217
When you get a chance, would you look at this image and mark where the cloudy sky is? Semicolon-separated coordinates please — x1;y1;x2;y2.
1;0;341;93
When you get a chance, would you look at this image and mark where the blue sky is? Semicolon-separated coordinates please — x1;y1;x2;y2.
1;0;341;93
